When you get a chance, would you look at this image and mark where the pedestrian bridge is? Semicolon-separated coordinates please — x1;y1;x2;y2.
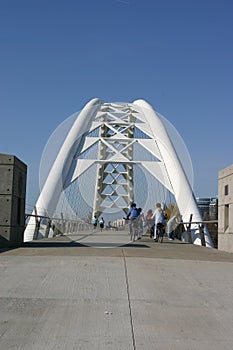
24;99;213;247
1;235;233;349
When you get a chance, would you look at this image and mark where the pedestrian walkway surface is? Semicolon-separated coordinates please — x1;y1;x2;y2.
1;231;233;350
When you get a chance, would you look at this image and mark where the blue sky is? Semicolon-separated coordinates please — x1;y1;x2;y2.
0;0;232;211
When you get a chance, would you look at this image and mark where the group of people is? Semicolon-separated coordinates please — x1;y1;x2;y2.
92;203;179;241
126;202;174;242
92;215;105;231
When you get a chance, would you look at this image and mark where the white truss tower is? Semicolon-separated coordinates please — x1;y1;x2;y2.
24;98;213;247
93;103;137;216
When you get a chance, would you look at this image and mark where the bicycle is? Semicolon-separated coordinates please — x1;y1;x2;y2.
156;223;165;243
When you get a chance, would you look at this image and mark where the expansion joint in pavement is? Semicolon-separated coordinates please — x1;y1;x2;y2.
122;248;136;350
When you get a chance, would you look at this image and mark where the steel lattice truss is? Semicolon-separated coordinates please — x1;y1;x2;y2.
69;102;170;216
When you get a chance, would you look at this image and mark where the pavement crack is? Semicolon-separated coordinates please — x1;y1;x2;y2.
122;249;136;350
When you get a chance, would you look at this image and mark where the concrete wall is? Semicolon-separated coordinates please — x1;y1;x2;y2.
218;164;233;252
0;154;27;247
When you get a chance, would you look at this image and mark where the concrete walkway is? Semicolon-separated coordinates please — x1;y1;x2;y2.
1;232;233;350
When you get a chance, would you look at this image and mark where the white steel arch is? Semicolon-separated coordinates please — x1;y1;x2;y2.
24;98;213;247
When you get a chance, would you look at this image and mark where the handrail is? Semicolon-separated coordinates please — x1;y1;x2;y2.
177;220;218;224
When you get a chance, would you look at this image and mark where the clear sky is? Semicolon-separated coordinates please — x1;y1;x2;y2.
0;0;232;212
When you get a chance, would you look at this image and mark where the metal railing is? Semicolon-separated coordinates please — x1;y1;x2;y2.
25;212;93;240
25;210;218;247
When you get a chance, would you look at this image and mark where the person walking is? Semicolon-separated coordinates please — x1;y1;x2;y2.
167;215;178;240
126;203;140;241
99;217;105;232
137;208;144;240
152;203;166;242
145;209;154;237
92;215;98;230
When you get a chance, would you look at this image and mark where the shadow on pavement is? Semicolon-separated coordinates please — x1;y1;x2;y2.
21;241;151;249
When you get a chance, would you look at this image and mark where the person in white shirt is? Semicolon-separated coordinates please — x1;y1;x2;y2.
152;203;165;241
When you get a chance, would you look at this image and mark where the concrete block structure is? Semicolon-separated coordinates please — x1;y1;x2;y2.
0;154;27;247
218;164;233;252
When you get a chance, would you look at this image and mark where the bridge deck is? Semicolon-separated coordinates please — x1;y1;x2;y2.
1;233;233;350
